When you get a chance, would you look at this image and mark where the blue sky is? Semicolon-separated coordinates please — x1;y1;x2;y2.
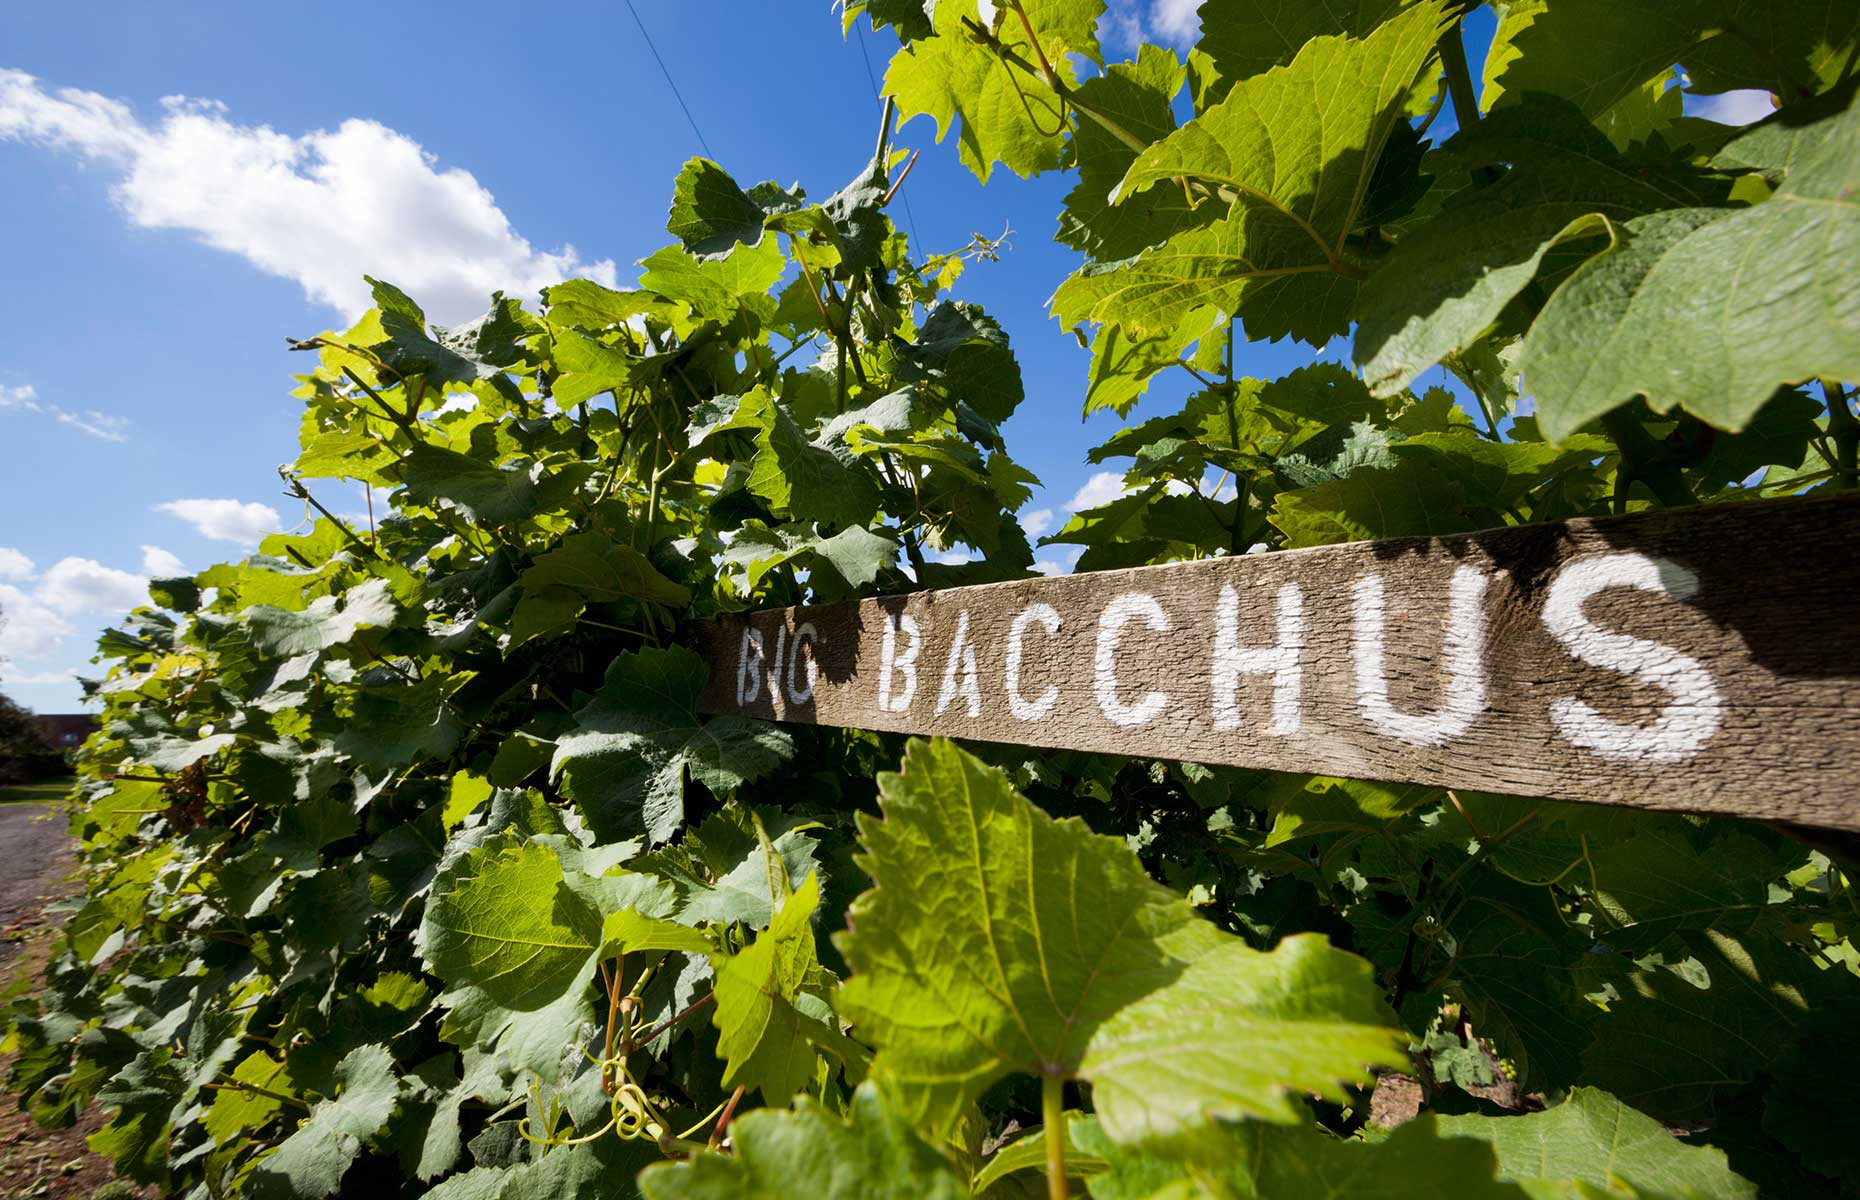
0;3;1774;714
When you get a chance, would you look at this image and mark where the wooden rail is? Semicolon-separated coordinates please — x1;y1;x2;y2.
691;494;1860;830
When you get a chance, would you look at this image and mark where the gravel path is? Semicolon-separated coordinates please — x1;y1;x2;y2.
0;803;76;939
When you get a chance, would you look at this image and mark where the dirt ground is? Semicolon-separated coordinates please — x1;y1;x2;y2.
0;802;139;1200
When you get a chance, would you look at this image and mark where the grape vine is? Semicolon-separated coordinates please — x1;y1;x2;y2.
7;2;1859;1198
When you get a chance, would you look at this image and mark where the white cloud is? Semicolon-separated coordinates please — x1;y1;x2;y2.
1692;89;1775;126
1068;471;1129;511
0;583;74;661
1034;547;1083;576
1064;471;1195;512
0;382;130;443
0;69;618;324
1150;0;1203;45
1019;507;1055;539
0;547;33;581
0;665;83;687
1098;1;1146;54
141;545;187;577
34;557;150;615
155;498;281;546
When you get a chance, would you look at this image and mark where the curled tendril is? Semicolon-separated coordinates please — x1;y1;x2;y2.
517;1058;668;1149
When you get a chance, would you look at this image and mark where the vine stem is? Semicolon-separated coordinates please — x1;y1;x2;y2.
1437;21;1482;133
1823;379;1857;489
1599;408;1695;511
278;468;386;561
1042;1075;1068;1200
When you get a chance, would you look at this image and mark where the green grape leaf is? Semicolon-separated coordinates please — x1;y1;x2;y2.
1058;45;1199;262
334;674;465;768
1483;0;1857;118
1444;877;1599;1095
836;737;1405;1144
719;521;898;594
883;0;1102;183
1054;2;1449;346
1388;431;1614;513
204;1051;297;1145
845;0;935;42
1579;929;1856;1124
419;838;601;1011
542;279;682;332
1354;96;1728;397
1520;91;1860;439
1080;310;1226;418
520;532;691;607
1438;1088;1757;1200
637;1084;968;1200
1077;1114;1528;1200
641;812;823;930
742;390;884;528
549;327;644;405
126;729;237;772
668;158;806;258
712;872;824;1102
246;578;397;656
249;1044;400;1200
1079;935;1411;1143
1196;0;1404;85
896;302;1025;423
1583;825;1801;951
402;443;539;525
1269;459;1475;547
1761;1008;1860;1184
972;1116;1112;1193
552;647;795;844
640;237;787;323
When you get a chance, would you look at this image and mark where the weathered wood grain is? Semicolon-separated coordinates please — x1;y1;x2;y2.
689;495;1860;830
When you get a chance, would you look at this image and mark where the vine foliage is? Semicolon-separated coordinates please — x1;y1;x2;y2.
8;2;1860;1198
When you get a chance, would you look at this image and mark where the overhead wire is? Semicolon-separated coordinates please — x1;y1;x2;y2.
623;0;718;161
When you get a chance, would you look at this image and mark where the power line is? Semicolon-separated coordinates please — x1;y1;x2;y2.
856;20;924;250
624;0;717;161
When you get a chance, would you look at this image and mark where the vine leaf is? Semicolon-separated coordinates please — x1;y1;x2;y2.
1053;1;1450;346
1196;0;1406;86
719;521;897;596
667;158;806;259
402;443;539;525
1438;1088;1757;1200
1057;44;1199;263
552;647;795;844
835;737;1406;1145
1353;97;1727;398
1579;929;1860;1125
246;578;397;657
741;390;884;528
712;871;827;1102
1079;935;1412;1143
519;532;691;608
1482;0;1858;118
419;838;601;1011
1075;1114;1528;1199
883;0;1104;183
636;1084;968;1199
249;1045;400;1200
1521;90;1860;439
639;237;786;324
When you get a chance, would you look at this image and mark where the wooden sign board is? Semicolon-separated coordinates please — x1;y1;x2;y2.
690;495;1860;831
